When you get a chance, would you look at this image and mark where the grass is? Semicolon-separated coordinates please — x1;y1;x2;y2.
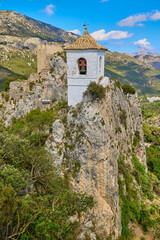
0;48;37;91
105;53;160;96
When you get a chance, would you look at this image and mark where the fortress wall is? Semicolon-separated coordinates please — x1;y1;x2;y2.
37;44;63;73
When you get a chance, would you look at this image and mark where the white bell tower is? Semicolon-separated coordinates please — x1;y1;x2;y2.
64;27;107;106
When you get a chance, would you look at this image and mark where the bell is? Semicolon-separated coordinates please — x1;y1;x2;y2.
80;65;86;73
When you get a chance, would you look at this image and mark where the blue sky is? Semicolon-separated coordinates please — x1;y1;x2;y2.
0;0;160;54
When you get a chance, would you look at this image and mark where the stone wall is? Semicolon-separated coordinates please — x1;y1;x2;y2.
37;44;63;73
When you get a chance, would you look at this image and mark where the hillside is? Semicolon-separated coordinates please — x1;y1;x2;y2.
0;46;37;90
133;47;160;57
0;10;78;43
0;10;80;91
134;54;160;71
105;51;160;96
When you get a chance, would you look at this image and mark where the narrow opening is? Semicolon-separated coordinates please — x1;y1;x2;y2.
99;56;102;75
78;58;87;75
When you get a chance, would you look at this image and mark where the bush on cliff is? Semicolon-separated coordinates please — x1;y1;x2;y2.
84;82;106;100
122;84;136;95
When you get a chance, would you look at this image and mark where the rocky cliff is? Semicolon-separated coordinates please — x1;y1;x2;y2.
0;53;147;239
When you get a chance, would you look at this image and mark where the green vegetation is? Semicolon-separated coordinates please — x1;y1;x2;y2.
146;145;160;180
143;123;160;145
122;84;136;95
84;82;106;100
0;48;37;91
118;155;160;239
57;51;67;62
141;101;160;185
120;109;127;129
133;131;141;147
0;107;94;239
141;101;160;120
105;52;160;96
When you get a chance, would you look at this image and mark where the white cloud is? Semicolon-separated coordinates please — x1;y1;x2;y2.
118;13;148;27
91;29;133;41
137;23;144;27
150;10;160;20
112;41;124;46
43;4;56;16
118;10;160;27
68;29;81;35
134;38;152;50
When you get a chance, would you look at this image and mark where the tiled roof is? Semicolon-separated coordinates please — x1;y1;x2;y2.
64;27;108;51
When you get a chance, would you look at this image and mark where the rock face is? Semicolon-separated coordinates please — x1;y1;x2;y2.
0;54;67;125
0;54;146;239
47;81;146;239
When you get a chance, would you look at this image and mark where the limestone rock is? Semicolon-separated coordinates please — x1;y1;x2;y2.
46;119;65;167
49;80;146;239
0;53;67;126
0;53;147;239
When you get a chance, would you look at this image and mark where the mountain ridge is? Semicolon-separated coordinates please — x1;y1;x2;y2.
0;10;78;43
105;51;160;96
132;47;160;57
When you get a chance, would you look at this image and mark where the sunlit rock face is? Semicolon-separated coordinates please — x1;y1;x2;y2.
0;53;146;239
47;80;146;239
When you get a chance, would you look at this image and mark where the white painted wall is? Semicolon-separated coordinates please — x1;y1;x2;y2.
66;49;106;106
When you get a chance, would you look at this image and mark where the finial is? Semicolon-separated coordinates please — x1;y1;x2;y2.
83;23;89;34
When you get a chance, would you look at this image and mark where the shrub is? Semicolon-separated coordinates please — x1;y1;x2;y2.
4;93;9;102
4;77;18;92
133;131;141;147
120;109;127;129
113;79;121;89
122;85;136;95
29;82;35;91
84;82;105;100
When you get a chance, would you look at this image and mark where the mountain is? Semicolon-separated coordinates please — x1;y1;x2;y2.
0;10;79;91
0;46;37;91
134;54;160;71
133;48;160;57
105;51;160;96
0;10;78;43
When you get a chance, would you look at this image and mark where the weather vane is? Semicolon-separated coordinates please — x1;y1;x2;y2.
83;22;89;28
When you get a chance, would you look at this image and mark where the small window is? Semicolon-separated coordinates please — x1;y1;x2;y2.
99;56;102;75
78;58;87;75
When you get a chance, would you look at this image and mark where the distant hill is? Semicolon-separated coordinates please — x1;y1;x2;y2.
0;10;78;43
0;46;37;91
0;10;79;91
134;55;160;71
105;51;160;96
133;48;160;57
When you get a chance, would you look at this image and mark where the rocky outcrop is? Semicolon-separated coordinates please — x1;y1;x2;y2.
0;54;146;239
0;54;67;125
46;80;146;239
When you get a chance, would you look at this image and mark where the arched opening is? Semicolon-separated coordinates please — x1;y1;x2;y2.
78;58;87;75
99;56;102;75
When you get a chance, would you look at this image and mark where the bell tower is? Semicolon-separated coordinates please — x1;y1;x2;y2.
64;27;107;106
